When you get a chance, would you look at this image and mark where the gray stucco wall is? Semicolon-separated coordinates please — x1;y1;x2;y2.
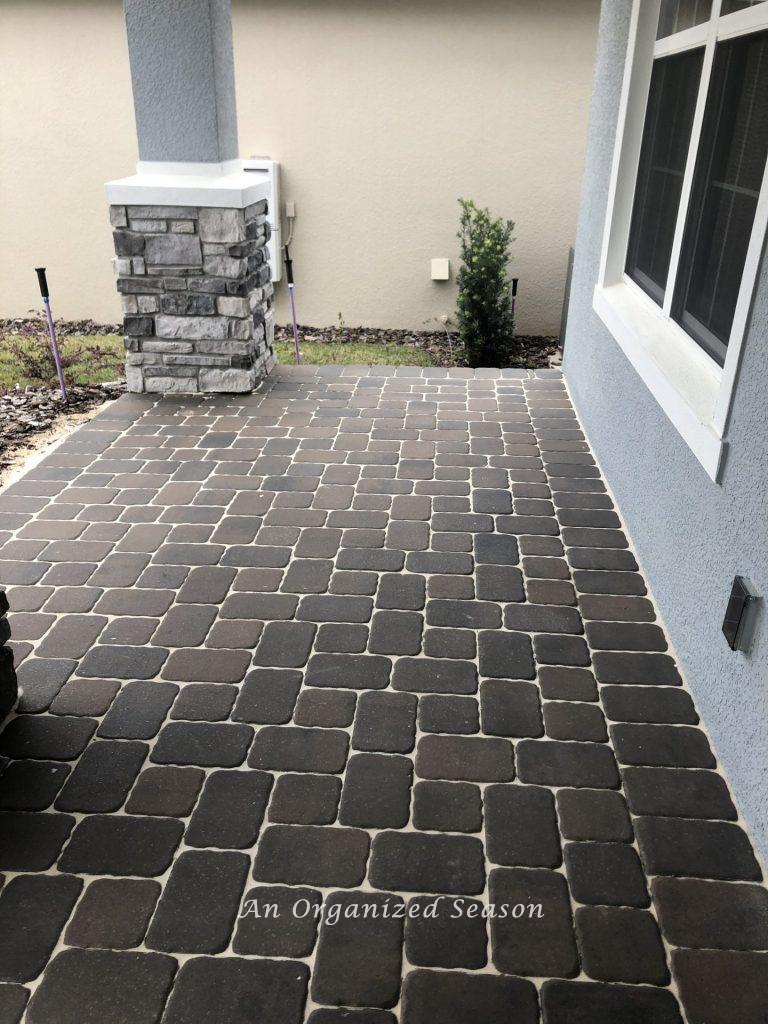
123;0;239;163
564;0;768;861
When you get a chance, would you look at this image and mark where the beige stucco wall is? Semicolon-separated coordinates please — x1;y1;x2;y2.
0;0;599;334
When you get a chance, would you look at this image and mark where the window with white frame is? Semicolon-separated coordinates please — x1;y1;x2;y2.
594;0;768;480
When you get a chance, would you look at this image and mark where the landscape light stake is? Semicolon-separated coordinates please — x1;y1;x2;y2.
283;245;301;365
34;267;67;402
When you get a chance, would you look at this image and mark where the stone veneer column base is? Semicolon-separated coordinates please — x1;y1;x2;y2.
110;201;275;393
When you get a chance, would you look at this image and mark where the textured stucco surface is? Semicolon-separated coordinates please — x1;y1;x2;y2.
0;0;599;332
123;0;238;163
564;0;768;862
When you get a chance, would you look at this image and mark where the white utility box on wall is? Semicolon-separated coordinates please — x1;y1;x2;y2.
243;157;281;282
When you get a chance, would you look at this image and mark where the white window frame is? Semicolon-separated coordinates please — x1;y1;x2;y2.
594;0;768;482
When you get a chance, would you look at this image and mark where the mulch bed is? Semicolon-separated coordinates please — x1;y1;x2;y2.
274;324;560;369
0;383;124;473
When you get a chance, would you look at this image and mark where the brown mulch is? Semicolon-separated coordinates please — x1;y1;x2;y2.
0;316;122;338
0;383;124;473
274;324;559;369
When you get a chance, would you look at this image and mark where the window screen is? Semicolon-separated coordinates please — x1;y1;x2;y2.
657;0;712;39
673;31;768;363
626;49;704;304
721;0;767;14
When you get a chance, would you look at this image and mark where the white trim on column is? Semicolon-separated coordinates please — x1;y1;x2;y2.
105;159;272;209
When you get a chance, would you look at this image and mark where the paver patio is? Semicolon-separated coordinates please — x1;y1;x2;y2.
0;364;766;1024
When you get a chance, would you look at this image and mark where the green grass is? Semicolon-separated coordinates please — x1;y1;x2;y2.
0;334;124;389
275;340;434;367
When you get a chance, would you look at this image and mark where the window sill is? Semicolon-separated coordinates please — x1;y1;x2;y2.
593;280;726;481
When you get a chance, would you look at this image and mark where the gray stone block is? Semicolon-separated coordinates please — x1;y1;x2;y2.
160;294;216;316
199;208;246;243
156;316;229;341
113;231;145;257
199;367;256;392
217;296;250;318
171;221;196;233
145;376;198;393
127;205;197;219
142;340;194;354
203;255;247;278
144;233;202;266
110;206;128;228
130;219;167;232
125;366;144;392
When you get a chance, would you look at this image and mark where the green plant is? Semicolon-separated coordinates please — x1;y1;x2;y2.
3;331;119;386
456;198;516;367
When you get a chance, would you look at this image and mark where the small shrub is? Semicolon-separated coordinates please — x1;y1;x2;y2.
456;198;517;367
5;331;118;386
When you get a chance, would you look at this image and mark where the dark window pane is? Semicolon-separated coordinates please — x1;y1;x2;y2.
722;0;767;14
657;0;712;38
626;50;704;304
674;31;768;364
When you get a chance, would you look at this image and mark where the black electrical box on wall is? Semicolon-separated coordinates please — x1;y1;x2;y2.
722;576;759;651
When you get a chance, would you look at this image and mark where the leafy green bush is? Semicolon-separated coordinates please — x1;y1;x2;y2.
456;199;516;367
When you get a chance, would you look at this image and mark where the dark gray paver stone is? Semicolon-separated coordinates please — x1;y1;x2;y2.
601;684;698;723
575;906;669;985
152;721;253;767
401;968;538;1024
611;723;715;768
0;985;28;1024
312;891;404;1008
517;740;619;789
234;885;321;956
269;774;341;824
369;609;423;654
653;876;768;950
426;599;501;629
540;979;683;1024
375;573;426;609
146;849;249;953
485;784;561;867
422;626;476;659
473;534;520;564
97;680;178;739
339;753;413;828
0;812;74;870
151;604;217;647
0;761;70;811
0;715;95;760
556;788;633;843
635;816;762;880
480;680;543;737
416;734;514;782
186;770;272;847
162;647;251;682
0;874;82;981
672;949;768;1024
392;657;477;694
544;701;607;741
489;867;578;978
254;825;370;887
412;781;483;833
16;657;78;713
404;895;487;968
249;726;348;773
125;766;204;817
65;878;160;949
418;693;479;734
352;690;417;752
232;668;303;723
25;949;177;1024
309;1011;394;1024
478;631;535;679
369;832;485;895
50;677;120;717
306;653;392;690
622;766;736;819
159;956;309;1024
59;814;183;876
592;651;681;685
294;688;357;727
171;683;237;721
54;740;147;812
315;622;369;653
564;842;649;907
78;644;168;680
539;666;598;701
